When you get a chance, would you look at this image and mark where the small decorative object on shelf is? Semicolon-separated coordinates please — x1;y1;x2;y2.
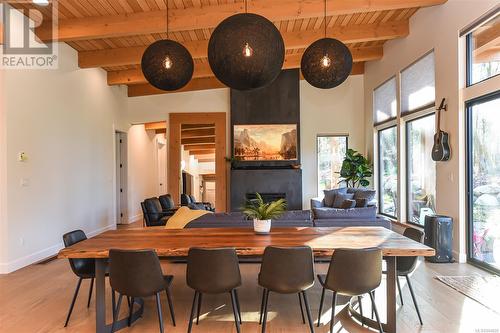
243;193;286;234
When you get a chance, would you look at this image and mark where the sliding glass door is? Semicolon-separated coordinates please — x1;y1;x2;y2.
467;92;500;273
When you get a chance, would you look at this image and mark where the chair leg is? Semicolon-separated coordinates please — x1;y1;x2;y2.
405;275;423;325
317;287;325;327
165;287;176;326
234;289;242;324
261;289;270;333
368;291;384;333
301;291;315;333
87;278;94;308
230;290;241;333
259;288;266;325
298;293;306;324
187;291;198;333
111;294;123;333
64;277;83;327
196;292;202;325
358;296;364;327
329;291;337;333
396;277;404;306
371;290;375;319
111;289;116;319
127;297;134;327
155;292;164;333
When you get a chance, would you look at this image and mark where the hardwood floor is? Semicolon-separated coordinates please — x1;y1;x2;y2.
1;229;499;332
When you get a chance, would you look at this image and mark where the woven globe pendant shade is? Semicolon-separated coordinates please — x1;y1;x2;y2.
141;39;194;91
208;13;285;90
301;38;353;89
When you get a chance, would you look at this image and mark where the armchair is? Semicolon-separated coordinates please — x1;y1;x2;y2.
141;197;175;227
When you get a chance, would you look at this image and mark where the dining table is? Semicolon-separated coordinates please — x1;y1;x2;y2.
58;226;435;333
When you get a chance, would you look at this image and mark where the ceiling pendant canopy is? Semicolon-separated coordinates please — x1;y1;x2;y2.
300;0;352;89
141;4;193;91
207;1;285;90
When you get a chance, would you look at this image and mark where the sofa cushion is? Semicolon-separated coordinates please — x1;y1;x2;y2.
332;193;354;208
347;188;376;202
355;198;368;208
324;187;347;207
340;199;356;209
313;206;377;220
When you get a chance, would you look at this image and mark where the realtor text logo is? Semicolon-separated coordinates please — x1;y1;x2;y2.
1;1;58;69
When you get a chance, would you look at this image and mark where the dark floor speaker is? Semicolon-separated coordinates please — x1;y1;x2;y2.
424;215;454;263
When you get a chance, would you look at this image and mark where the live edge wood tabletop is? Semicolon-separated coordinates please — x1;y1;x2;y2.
57;226;435;259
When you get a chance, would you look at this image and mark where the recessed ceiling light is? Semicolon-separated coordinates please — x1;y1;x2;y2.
32;0;49;6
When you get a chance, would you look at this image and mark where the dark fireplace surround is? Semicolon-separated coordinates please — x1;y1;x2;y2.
230;69;303;211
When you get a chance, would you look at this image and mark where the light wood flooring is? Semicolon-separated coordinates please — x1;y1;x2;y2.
1;230;499;333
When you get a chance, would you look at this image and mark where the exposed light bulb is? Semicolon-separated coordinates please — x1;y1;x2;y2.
164;56;173;69
242;43;253;57
321;54;331;68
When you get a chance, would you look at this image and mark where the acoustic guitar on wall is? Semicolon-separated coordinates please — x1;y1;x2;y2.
431;98;451;162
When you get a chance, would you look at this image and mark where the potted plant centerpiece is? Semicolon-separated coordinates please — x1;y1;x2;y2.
243;193;287;234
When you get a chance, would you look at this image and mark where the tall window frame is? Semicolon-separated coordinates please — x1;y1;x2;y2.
316;134;349;197
377;125;398;219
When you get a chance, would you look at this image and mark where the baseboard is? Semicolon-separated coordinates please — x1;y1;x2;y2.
452;250;467;263
127;213;142;224
0;224;116;275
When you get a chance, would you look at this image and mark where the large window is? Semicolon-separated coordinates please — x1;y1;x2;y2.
466;13;500;86
401;52;436;114
406;114;436;225
378;126;398;217
373;77;397;125
467;92;500;273
317;135;348;196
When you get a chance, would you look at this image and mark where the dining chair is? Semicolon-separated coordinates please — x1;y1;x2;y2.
108;249;175;333
186;247;242;333
317;248;383;333
62;230;105;327
258;246;315;333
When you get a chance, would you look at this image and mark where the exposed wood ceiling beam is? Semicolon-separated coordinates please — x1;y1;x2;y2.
110;46;375;86
182;124;215;130
144;121;166;130
181;135;217;145
474;22;500;57
128;62;365;97
189;149;216;155
183;143;216;150
198;158;215;163
80;21;405;68
36;0;444;42
181;128;215;138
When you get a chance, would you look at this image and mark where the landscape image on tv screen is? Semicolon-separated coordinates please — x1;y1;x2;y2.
233;124;297;161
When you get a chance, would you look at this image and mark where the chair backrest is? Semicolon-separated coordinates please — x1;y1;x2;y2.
109;249;165;297
189;194;197;203
187;248;241;294
258;246;315;294
397;227;424;274
63;230;95;278
158;194;175;210
324;248;382;296
181;194;191;206
143;197;163;225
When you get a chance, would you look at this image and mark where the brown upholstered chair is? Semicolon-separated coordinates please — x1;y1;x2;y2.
317;248;383;333
258;246;315;333
186;248;242;333
108;249;175;333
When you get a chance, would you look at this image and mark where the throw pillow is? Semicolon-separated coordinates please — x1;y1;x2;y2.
323;187;348;207
352;189;376;203
355;198;369;207
332;193;355;208
340;199;356;209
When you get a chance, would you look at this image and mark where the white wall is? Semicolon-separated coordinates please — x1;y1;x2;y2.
301;76;365;208
0;43;128;273
363;0;498;262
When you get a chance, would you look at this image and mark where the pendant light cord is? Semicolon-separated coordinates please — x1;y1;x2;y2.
166;2;169;39
324;0;327;38
245;0;248;13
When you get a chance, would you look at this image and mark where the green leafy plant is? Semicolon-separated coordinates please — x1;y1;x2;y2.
338;149;373;188
242;193;287;220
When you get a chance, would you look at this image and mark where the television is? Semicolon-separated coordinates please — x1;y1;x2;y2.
233;124;297;161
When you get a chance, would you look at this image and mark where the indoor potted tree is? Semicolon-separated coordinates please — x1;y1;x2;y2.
338;148;373;188
243;193;287;234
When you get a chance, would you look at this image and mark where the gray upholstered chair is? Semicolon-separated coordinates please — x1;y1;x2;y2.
186;248;242;333
108;249;175;333
258;246;315;333
317;248;383;333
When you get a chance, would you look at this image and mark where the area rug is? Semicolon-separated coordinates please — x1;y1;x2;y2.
435;275;500;314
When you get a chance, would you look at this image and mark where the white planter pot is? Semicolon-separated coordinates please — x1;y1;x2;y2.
253;219;272;234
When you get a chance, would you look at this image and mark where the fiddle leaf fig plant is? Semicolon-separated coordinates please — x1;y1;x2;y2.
338;149;373;188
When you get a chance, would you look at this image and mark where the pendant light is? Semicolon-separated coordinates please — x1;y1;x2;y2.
300;0;353;89
141;3;194;91
207;0;285;90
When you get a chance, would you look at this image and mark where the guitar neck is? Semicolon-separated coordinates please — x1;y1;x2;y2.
436;107;442;132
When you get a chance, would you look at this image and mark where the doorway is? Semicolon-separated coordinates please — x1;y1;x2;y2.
115;132;128;224
168;113;227;212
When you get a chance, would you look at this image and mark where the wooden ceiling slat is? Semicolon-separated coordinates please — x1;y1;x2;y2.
381;10;396;23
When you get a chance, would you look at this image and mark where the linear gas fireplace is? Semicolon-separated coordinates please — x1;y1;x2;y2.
246;193;286;203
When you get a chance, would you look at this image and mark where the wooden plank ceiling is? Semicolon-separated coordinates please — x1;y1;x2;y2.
182;123;215;162
16;0;447;97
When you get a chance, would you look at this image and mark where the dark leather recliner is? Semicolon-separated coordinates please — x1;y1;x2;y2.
181;194;214;211
159;194;176;210
141;197;174;227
